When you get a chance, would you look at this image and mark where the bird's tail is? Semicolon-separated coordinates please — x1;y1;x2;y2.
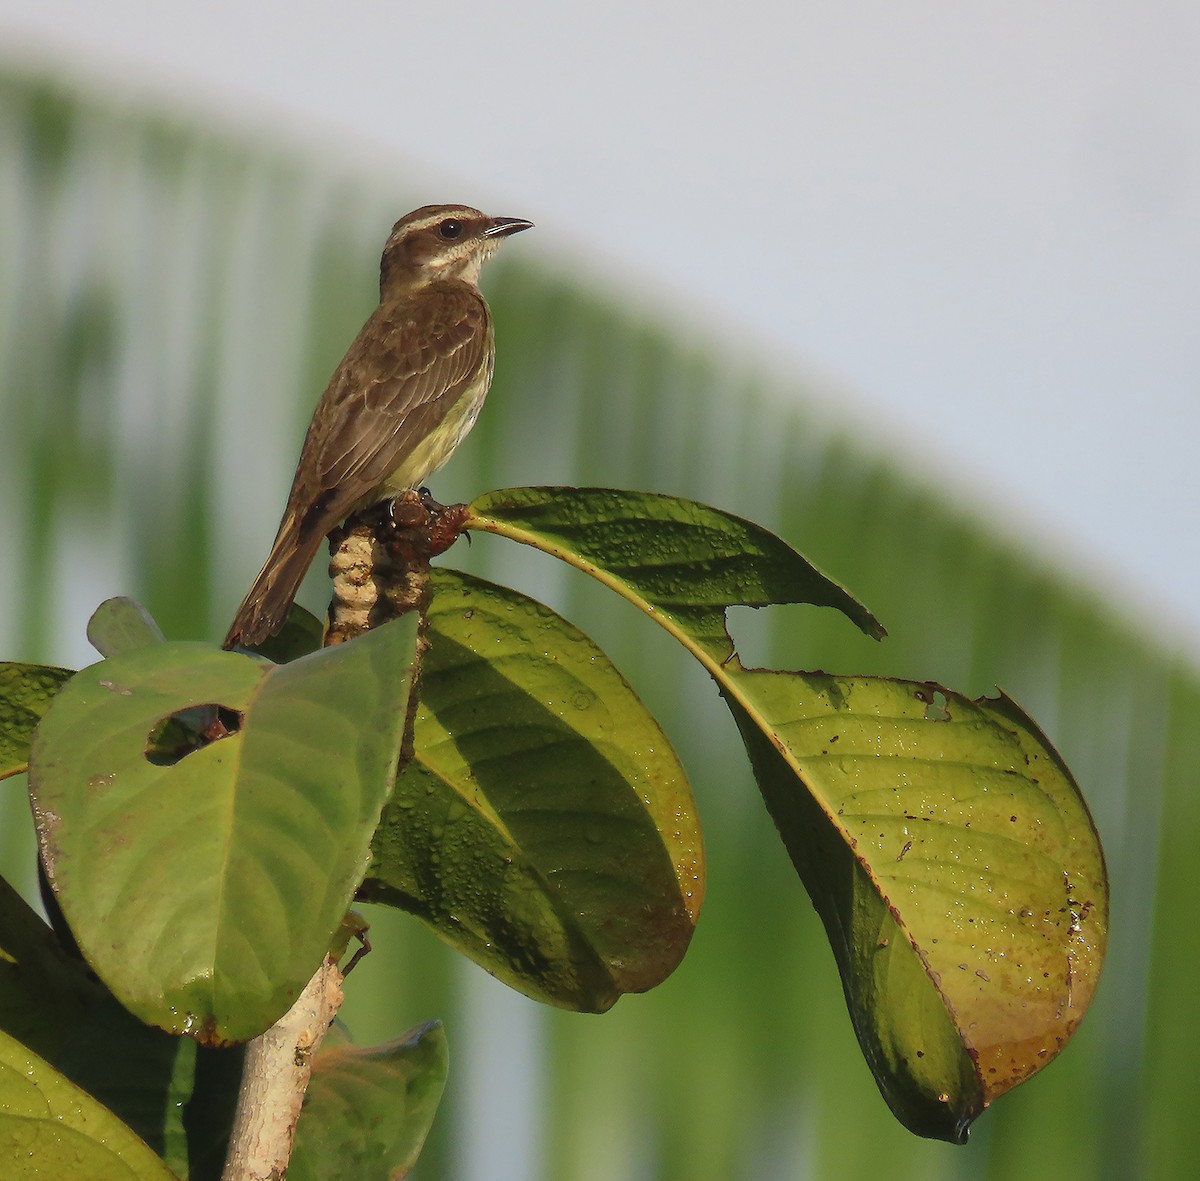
223;514;325;649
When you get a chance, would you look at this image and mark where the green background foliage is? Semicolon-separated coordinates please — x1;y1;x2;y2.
0;69;1192;1179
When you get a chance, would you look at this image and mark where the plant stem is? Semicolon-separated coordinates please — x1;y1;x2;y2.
219;956;344;1181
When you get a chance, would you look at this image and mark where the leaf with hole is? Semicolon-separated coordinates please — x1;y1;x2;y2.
466;486;1108;1140
28;612;419;1043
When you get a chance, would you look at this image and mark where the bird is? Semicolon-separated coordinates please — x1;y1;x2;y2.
223;203;532;649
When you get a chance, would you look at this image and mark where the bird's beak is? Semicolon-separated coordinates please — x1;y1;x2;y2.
484;216;534;238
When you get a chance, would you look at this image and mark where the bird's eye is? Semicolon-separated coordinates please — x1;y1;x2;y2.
438;218;463;240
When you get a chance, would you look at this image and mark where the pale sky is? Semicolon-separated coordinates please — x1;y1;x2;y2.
3;0;1198;650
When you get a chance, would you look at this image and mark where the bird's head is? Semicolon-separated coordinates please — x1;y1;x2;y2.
379;204;533;296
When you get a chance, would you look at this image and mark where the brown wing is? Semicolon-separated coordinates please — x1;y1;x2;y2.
289;282;491;540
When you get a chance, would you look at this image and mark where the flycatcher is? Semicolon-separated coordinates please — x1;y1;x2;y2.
224;204;532;648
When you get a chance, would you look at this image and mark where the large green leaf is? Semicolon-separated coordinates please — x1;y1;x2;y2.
360;567;703;1011
0;1028;178;1180
27;611;419;1043
467;487;1108;1140
290;1021;448;1181
728;676;1105;1138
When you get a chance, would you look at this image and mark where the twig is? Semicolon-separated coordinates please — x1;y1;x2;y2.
220;956;344;1181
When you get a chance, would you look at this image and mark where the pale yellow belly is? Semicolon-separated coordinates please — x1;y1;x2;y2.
375;375;491;499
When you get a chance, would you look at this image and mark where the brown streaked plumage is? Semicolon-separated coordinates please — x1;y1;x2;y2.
224;204;532;648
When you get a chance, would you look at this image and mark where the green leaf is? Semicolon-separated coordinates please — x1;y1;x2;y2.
246;604;325;665
0;1028;179;1180
0;876;101;1061
289;1021;448;1181
467;486;1108;1140
467;486;886;659
360;567;703;1012
47;996;241;1181
0;664;74;782
86;598;166;658
28;613;419;1043
1;881;233;1176
48;994;216;1179
729;677;1106;1138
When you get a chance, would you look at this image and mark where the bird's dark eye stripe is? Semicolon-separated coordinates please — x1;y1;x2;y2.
438;218;463;239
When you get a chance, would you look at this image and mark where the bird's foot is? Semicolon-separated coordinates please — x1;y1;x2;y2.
376;491;470;563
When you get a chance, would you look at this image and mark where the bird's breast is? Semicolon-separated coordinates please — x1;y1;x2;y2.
374;360;494;499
